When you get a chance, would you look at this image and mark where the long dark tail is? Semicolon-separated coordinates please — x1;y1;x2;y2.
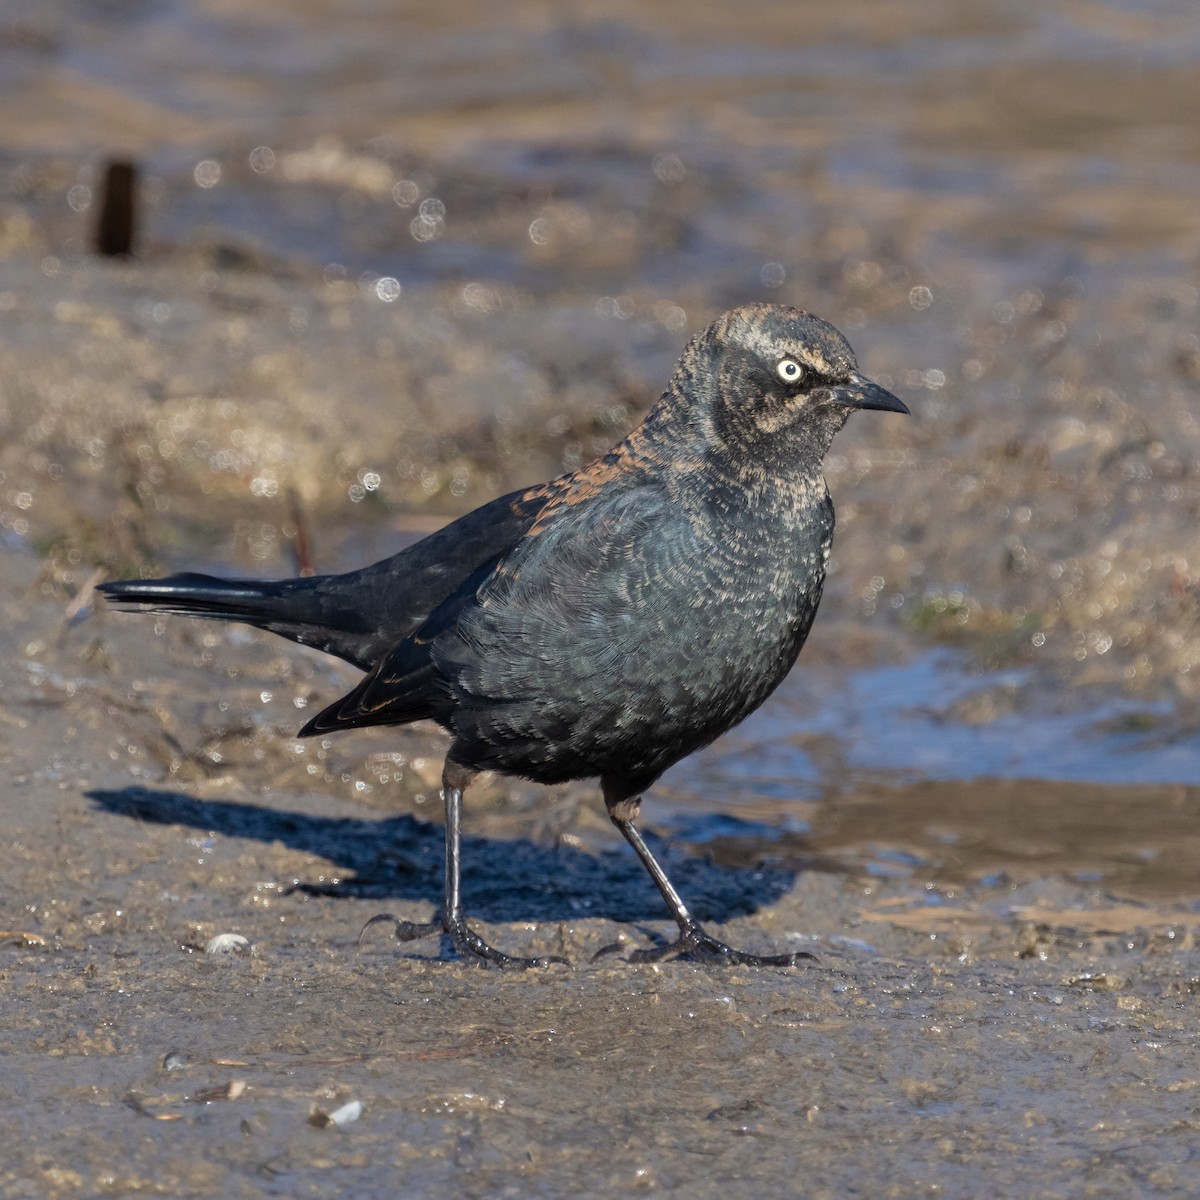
98;573;290;621
97;486;553;677
97;572;379;669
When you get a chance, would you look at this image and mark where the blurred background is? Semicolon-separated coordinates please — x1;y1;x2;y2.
3;0;1200;892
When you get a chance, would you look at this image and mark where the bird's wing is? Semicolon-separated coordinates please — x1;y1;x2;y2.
298;479;687;736
101;483;556;670
294;483;556;665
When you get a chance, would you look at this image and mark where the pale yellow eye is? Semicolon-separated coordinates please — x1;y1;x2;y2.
777;358;803;383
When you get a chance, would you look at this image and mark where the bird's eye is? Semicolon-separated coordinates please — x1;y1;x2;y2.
776;358;804;384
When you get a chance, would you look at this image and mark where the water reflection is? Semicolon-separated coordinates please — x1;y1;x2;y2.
676;650;1200;800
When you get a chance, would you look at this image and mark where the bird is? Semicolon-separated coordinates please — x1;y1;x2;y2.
99;303;908;968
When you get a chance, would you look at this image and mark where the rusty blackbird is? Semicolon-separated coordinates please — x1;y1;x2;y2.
99;304;908;967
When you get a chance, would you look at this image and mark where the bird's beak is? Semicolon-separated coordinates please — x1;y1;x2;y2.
837;373;909;414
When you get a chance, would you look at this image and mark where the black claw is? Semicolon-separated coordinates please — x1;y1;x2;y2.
445;918;570;969
358;911;442;944
624;922;817;967
590;939;630;963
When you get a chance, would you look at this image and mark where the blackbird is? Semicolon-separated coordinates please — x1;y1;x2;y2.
99;303;908;967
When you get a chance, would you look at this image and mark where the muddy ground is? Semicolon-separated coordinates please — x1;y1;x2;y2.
3;1;1200;1197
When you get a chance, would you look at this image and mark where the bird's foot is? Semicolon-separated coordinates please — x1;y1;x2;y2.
359;911;568;969
443;917;570;969
596;919;816;967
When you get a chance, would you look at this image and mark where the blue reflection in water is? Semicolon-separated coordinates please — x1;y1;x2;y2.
671;650;1199;808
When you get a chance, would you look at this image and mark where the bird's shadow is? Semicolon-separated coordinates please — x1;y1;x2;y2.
87;786;799;926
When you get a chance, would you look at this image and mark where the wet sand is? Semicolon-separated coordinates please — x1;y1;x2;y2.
3;1;1200;1195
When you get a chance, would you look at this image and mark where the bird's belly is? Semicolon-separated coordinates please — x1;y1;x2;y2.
450;560;822;785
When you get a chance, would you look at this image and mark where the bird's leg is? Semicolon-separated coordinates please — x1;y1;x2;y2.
362;760;566;968
603;792;814;967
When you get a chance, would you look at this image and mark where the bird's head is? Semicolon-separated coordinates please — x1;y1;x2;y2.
674;304;908;470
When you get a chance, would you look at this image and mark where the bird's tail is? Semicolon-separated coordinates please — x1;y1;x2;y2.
97;571;381;668
98;572;294;623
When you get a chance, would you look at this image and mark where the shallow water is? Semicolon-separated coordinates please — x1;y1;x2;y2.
688;649;1200;796
3;2;1200;1196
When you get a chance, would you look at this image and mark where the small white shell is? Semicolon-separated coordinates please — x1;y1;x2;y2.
204;933;251;956
310;1099;363;1128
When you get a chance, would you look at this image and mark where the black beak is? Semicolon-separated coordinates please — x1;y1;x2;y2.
837;372;909;414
